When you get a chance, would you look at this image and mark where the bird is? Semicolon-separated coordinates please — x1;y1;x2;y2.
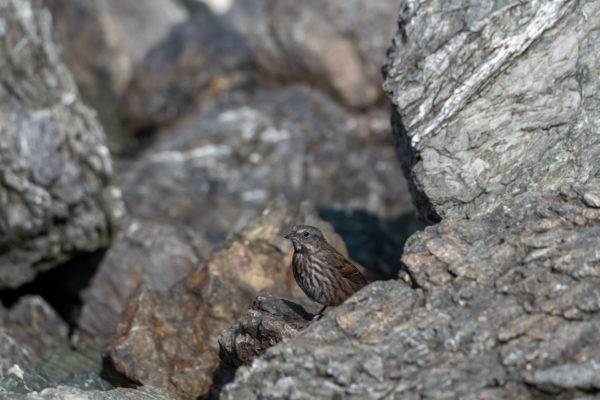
284;225;369;320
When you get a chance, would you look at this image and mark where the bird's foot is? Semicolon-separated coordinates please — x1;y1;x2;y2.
311;313;323;322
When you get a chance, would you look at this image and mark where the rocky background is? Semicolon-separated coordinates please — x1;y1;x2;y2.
0;0;598;399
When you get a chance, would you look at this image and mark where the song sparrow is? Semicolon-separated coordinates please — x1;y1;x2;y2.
284;225;369;319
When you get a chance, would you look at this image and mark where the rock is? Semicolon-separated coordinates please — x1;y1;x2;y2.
0;384;175;400
0;337;111;394
221;182;600;399
104;202;348;399
45;0;188;153
45;0;187;94
0;0;124;288
0;330;30;379
78;217;206;339
32;338;106;386
218;293;311;370
118;86;410;250
524;363;600;393
123;7;255;133
226;0;399;108
0;296;69;361
383;1;600;222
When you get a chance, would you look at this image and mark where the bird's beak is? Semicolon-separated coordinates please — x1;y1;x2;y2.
284;231;295;239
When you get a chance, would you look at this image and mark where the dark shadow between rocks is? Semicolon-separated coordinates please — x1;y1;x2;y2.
0;250;106;333
100;355;141;390
280;299;314;321
387;109;442;224
317;206;424;280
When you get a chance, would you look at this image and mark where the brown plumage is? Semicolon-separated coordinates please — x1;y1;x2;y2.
284;225;369;318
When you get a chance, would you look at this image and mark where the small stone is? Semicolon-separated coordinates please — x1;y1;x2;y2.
583;191;600;208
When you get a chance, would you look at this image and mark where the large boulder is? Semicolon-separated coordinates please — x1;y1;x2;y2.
0;0;124;288
123;7;255;133
45;0;187;94
104;202;349;399
78;218;207;339
226;0;399;109
45;0;188;153
0;296;69;362
383;0;600;222
221;181;600;399
117;86;410;251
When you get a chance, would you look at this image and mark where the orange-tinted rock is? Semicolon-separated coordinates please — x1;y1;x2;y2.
104;202;343;398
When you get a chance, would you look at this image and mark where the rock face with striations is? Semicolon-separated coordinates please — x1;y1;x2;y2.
383;0;600;222
0;0;124;288
222;181;600;399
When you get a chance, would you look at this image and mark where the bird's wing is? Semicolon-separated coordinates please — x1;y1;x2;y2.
322;247;370;289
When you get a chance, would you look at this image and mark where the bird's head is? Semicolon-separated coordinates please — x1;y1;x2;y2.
283;225;325;253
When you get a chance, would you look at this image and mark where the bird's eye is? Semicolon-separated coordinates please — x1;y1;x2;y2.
303;231;309;238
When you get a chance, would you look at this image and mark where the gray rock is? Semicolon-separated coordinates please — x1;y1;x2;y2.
0;337;110;394
78;217;205;339
123;6;255;133
221;181;600;399
0;0;124;288
226;0;399;108
31;338;105;386
46;0;187;94
118;86;410;250
525;362;600;393
0;330;30;379
383;0;600;222
0;385;175;400
0;296;69;361
45;0;188;154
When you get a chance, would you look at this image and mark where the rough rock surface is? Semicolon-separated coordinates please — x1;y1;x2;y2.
0;336;110;393
0;385;174;400
0;0;124;288
0;338;106;389
0;330;30;378
0;296;69;361
78;217;205;339
222;181;600;399
219;293;311;370
123;8;255;132
226;0;399;108
118;86;409;249
383;0;600;222
104;202;349;399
